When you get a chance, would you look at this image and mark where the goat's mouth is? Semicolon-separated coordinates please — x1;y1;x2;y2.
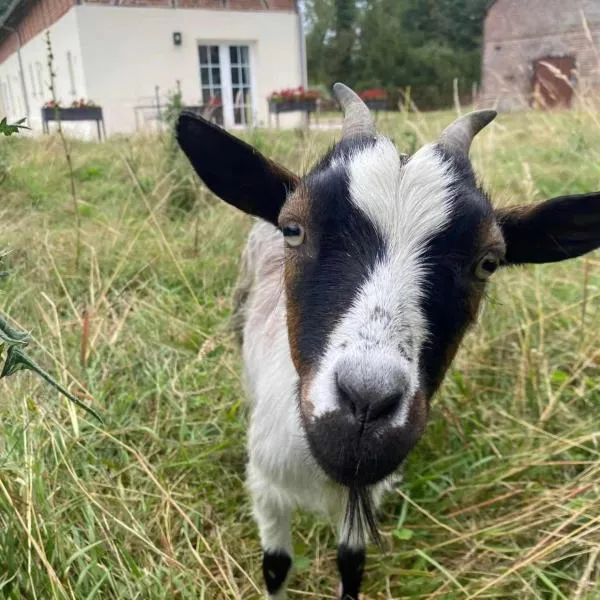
302;391;427;487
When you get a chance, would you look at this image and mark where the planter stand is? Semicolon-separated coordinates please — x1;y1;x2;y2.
42;106;106;142
268;99;317;128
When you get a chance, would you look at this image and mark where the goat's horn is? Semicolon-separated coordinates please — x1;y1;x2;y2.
438;109;497;156
333;82;376;140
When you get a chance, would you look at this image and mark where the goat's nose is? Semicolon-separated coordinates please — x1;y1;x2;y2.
335;358;409;424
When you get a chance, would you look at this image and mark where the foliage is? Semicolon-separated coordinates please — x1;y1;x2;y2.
0;119;99;422
0;117;28;136
304;0;490;109
42;99;97;109
0;312;101;422
0;0;12;17
70;98;96;108
161;86;200;215
0;107;600;598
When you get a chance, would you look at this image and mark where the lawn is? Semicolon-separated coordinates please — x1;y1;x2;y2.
0;104;599;599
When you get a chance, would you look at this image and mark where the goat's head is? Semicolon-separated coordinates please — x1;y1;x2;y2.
177;85;600;493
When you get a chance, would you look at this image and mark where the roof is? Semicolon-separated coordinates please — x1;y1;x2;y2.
0;0;299;47
0;0;37;44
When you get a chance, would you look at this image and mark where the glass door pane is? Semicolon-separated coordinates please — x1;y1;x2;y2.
198;44;223;126
229;44;252;126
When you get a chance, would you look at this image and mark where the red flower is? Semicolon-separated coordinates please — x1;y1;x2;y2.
268;86;321;103
358;88;388;101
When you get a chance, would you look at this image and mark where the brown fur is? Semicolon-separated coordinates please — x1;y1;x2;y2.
280;185;313;376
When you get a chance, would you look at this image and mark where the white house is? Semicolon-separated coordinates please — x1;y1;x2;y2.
0;0;306;137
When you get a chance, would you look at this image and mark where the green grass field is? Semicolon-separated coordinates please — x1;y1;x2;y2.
1;106;599;599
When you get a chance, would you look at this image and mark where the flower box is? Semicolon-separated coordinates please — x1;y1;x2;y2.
268;86;320;115
358;89;389;111
42;106;103;122
363;99;388;111
268;99;317;114
41;104;106;141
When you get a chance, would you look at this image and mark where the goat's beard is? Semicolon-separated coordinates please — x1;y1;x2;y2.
344;485;382;547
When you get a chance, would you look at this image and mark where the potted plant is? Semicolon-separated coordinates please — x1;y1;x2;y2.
358;88;389;111
268;86;321;114
42;98;102;122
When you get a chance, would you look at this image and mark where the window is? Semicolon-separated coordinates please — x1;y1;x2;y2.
229;45;252;126
198;44;223;125
197;43;255;128
66;51;76;96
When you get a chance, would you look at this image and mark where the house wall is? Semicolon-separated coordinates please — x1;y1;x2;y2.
82;0;295;11
0;7;89;136
75;4;303;133
481;0;600;111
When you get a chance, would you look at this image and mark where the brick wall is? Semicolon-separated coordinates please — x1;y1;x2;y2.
481;0;600;110
0;0;296;66
0;0;73;64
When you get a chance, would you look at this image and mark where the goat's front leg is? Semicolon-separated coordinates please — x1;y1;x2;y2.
336;520;366;600
249;469;293;599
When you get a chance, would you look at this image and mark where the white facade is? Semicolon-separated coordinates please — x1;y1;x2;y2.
0;8;88;137
0;4;303;137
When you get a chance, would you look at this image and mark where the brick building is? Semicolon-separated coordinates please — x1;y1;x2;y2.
481;0;600;111
0;0;305;135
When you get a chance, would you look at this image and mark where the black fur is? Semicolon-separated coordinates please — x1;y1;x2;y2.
262;550;292;595
419;147;496;398
292;137;385;368
497;191;600;264
337;544;366;600
175;112;297;225
344;485;381;547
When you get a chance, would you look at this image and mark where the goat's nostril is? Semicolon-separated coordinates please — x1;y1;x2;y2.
335;371;405;424
336;376;367;419
368;392;402;422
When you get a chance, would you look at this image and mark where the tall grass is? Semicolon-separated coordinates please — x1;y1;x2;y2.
0;106;599;599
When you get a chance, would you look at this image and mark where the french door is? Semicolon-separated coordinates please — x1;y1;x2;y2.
198;43;255;128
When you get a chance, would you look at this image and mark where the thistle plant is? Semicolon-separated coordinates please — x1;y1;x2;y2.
0;117;28;136
0;119;101;423
0;313;102;423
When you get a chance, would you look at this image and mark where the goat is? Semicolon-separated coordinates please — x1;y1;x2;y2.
176;83;600;599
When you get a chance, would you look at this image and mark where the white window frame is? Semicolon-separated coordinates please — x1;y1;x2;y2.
29;63;37;97
36;62;44;101
197;41;257;129
67;51;77;96
0;79;8;115
6;76;14;114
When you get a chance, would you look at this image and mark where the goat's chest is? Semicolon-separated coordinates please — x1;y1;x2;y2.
243;309;340;512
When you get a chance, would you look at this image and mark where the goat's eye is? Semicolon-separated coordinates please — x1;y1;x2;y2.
282;223;305;247
475;254;500;280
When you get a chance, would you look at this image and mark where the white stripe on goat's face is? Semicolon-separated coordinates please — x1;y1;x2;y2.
309;139;455;424
280;135;500;486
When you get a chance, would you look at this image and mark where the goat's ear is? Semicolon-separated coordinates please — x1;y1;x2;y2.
176;111;299;225
496;192;600;265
